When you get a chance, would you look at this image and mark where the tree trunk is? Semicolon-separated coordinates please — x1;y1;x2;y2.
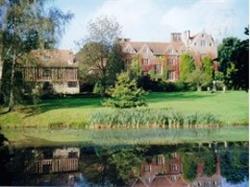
8;50;16;112
197;84;201;92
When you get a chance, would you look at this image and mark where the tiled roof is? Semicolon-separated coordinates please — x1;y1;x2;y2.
151;176;172;187
25;49;77;67
124;41;185;55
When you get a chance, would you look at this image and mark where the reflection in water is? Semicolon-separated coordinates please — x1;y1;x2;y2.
30;147;79;174
132;153;221;187
0;142;248;186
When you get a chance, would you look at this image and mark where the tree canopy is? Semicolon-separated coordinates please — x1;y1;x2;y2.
76;16;124;94
0;0;73;110
179;53;196;82
218;28;249;91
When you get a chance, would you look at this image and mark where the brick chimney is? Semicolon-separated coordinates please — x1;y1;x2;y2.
171;33;182;42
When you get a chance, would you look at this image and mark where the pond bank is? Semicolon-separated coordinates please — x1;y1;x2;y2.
1;127;248;147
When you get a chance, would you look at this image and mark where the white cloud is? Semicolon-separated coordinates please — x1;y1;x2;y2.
90;0;169;41
58;0;248;51
161;0;239;40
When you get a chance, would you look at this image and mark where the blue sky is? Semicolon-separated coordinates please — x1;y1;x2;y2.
50;0;249;52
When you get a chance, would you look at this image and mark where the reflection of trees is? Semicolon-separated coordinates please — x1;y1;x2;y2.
94;146;147;186
9;148;37;185
197;149;216;176
219;145;248;184
0;133;11;185
179;146;216;181
182;154;197;181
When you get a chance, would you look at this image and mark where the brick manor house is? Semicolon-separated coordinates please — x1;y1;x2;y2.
120;30;217;81
0;30;217;94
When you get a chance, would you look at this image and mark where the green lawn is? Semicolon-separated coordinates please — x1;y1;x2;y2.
0;91;248;128
0;91;248;146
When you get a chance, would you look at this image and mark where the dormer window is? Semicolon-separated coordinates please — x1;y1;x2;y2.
200;40;206;47
43;55;50;62
168;49;174;54
143;58;149;65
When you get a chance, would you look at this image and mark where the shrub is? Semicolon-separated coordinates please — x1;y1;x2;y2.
93;81;105;95
137;75;193;92
104;72;147;108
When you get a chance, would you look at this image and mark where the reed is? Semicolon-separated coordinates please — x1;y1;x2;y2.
90;108;222;129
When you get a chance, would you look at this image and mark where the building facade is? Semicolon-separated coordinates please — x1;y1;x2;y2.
20;49;80;94
120;31;217;81
131;153;222;187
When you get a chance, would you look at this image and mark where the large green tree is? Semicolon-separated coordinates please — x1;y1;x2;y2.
0;0;72;111
218;29;249;91
77;16;124;95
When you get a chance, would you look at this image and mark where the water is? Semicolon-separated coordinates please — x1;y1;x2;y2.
0;141;248;186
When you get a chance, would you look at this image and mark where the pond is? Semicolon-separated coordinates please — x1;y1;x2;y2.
0;140;248;186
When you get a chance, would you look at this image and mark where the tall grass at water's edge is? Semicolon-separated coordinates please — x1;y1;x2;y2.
89;108;222;129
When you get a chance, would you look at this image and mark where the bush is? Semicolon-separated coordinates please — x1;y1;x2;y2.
104;72;147;108
93;81;105;95
137;75;193;92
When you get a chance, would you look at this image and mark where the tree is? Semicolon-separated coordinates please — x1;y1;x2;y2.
105;43;125;86
0;0;72;111
187;68;208;91
104;72;146;108
218;29;249;91
179;53;195;82
202;56;213;84
128;55;142;81
77;16;123;95
188;56;214;91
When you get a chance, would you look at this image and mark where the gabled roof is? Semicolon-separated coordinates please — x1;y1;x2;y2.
23;49;77;67
29;49;76;66
123;40;186;56
124;41;169;55
151;176;173;187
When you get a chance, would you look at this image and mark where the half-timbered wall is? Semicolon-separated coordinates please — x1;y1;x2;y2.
20;67;78;82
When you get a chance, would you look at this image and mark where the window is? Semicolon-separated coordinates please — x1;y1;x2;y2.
68;151;78;158
168;49;174;54
168;59;173;65
200;40;206;47
68;81;78;88
43;55;50;62
155;64;161;73
142;58;149;65
42;68;51;78
42;164;51;174
168;71;175;80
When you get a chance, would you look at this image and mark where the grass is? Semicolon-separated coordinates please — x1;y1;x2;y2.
0;91;248;128
2;127;248;147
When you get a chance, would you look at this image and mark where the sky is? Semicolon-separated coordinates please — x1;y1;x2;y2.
50;0;249;52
